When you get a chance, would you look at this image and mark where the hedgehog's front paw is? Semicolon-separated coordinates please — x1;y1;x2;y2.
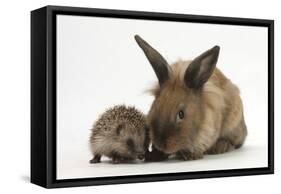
177;150;203;161
89;155;101;163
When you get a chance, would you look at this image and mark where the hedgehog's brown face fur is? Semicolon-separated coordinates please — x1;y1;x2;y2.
115;122;147;159
148;78;201;154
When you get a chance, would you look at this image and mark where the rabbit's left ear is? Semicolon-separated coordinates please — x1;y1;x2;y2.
184;46;220;89
135;35;170;86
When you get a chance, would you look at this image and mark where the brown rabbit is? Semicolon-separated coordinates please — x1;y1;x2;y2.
135;35;247;161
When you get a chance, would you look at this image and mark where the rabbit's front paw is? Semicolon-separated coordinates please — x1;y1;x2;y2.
206;138;235;154
177;150;203;161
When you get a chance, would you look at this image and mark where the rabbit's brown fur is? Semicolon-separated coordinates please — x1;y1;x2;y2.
135;35;247;160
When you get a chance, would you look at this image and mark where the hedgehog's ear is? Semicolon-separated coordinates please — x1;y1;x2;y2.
184;46;220;89
116;123;124;135
135;35;170;86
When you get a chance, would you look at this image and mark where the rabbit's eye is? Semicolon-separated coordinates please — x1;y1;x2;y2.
177;110;185;120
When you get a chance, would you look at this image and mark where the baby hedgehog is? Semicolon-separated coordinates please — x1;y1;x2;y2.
89;105;149;164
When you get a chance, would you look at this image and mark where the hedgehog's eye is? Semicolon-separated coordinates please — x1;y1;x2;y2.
177;110;185;121
126;138;135;150
116;123;124;135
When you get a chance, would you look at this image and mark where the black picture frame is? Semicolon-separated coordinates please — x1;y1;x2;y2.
31;5;274;188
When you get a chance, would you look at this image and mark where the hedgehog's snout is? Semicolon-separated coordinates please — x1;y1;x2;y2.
136;149;145;160
138;154;145;160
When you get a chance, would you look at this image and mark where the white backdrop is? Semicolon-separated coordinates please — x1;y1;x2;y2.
0;0;280;193
57;15;268;179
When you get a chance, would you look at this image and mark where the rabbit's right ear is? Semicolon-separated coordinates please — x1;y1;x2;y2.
135;35;170;86
184;46;220;89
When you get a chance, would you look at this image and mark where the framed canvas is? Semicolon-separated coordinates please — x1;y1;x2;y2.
31;5;274;188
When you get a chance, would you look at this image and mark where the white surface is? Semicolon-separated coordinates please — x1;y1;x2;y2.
57;13;268;179
58;140;267;179
0;0;280;193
